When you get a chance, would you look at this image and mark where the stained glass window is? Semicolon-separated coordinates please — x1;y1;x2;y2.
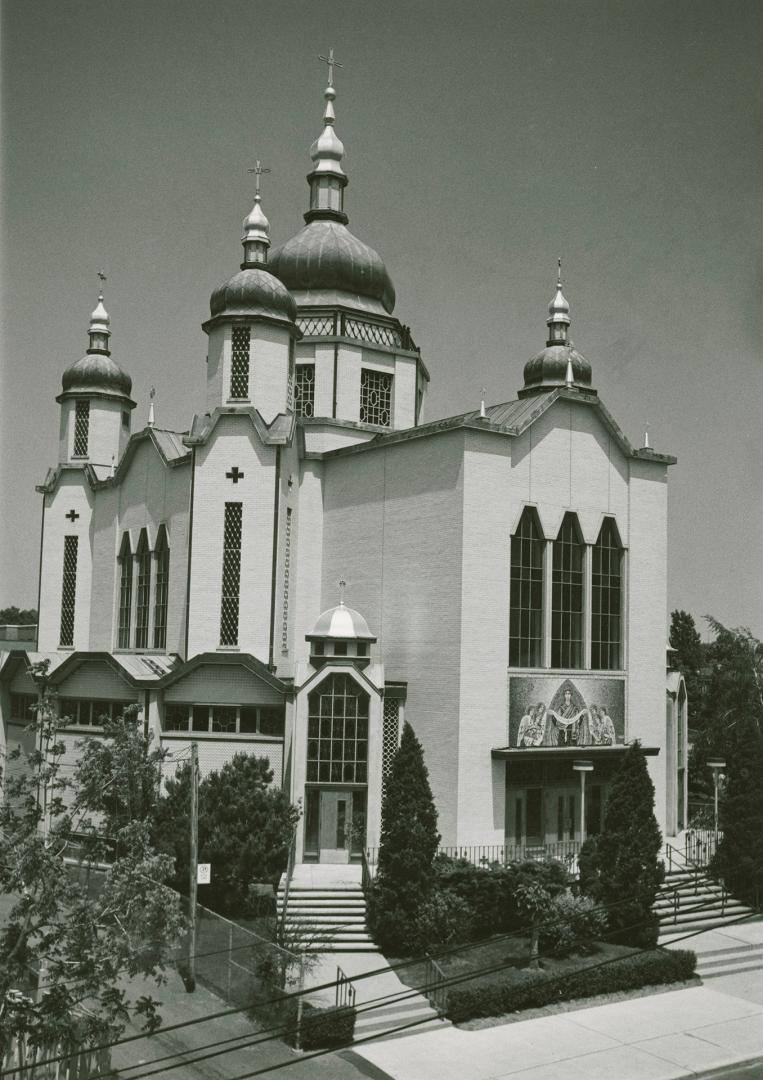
73;400;90;456
306;674;369;784
134;530;151;649
591;518;623;669
220;502;242;646
552;513;585;668
153;525;169;649
509;508;545;667
59;536;78;647
117;533;132;648
230;326;250;399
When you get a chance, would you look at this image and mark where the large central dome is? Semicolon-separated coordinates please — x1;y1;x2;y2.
269;220;395;315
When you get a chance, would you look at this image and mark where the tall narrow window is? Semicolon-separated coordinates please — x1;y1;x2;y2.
134;529;151;649
551;513;585;668
59;535;78;646
153;525;170;649
591;518;623;669
230;326;250;399
360;368;392;426
220;502;242;646
73;400;90;456
509;508;544;667
117;533;132;648
307;674;369;783
294;364;315;417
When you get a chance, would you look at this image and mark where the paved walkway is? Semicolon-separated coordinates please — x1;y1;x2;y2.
349;983;763;1080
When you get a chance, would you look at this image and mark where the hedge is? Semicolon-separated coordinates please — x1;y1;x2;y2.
446;948;697;1023
282;1002;356;1049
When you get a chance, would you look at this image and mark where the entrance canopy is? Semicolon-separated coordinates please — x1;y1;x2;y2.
491;745;660;762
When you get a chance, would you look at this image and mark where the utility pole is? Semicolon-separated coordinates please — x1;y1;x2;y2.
187;741;199;991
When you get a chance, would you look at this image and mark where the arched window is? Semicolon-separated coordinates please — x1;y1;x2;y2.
591;518;623;669
307;674;369;784
153;525;170;650
134;530;151;649
117;533;132;648
551;513;584;668
509;507;545;667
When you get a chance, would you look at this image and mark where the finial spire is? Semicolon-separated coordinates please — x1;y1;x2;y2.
642;424;650;449
305;49;348;224
480;386;487;418
547;258;571;347
241;159;271;268
338;577;347;606
565;357;574;387
88;271;111;355
148;386;156;428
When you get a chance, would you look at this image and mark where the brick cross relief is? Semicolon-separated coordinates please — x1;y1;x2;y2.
65;509;80;522
226;467;245;484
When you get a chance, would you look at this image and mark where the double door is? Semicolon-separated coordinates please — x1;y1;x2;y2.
304;788;367;863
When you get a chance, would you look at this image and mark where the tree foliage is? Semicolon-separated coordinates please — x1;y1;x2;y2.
153;753;300;917
0;606;37;626
0;664;185;1055
586;741;664;947
714;718;763;905
669;609;705;712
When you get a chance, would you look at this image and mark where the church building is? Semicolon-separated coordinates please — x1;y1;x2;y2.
0;64;687;866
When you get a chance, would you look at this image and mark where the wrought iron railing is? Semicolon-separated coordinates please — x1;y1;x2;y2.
280;831;297;933
423;954;448;1015
366;841;581;874
335;964;357;1010
685;828;721;867
295;313;418;353
361;848;373;892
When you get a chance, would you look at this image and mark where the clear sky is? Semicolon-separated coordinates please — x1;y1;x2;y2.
1;0;761;638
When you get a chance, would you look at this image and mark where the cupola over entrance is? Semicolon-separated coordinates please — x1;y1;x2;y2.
307;585;376;665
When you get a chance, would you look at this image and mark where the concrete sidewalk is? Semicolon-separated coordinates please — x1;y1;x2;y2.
349;984;763;1080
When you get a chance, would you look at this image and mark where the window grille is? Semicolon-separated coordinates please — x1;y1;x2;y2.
230;326;250;399
360;368;393;427
153;526;169;649
117;533;133;648
552;513;585;668
297;315;335;337
134;530;151;649
382;698;400;784
591;518;622;669
73;400;90;456
59;535;78;647
294;365;315;417
306;674;369;784
509;508;545;667
345;318;401;349
220;502;242;646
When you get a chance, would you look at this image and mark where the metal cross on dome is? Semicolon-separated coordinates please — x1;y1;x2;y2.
97;269;107;286
318;47;343;87
338;578;347;604
247;160;270;196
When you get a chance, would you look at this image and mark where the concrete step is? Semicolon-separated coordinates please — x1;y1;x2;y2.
354;1003;447;1041
279;889;364;898
658;901;752;924
698;946;763;973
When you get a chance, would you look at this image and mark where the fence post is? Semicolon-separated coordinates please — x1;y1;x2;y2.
294;956;304;1052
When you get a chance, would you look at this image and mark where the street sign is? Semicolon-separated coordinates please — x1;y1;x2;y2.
197;863;211;885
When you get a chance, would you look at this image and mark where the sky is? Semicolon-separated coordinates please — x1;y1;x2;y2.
1;0;761;638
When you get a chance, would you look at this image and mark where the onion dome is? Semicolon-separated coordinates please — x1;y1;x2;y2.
268;58;396;317
308;600;376;642
207;172;298;328
59;292;133;402
520;265;594;396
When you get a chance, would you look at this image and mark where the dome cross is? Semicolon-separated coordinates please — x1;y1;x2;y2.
247;160;271;197
318;47;343;87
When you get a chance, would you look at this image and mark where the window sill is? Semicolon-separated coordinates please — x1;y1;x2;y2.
161;730;284;742
216;646;240;652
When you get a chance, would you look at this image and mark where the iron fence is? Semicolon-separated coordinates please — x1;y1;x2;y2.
335;965;356;1010
423;954;448;1015
365;841;581;875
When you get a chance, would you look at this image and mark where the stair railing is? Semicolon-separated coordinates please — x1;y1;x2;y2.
335;964;357;1010
361;848;372;893
423;953;448;1016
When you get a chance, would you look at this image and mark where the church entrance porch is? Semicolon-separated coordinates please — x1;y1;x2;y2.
303;787;367;863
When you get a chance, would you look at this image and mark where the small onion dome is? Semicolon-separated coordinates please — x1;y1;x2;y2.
269;220;396;316
522;344;592;392
209;267;298;325
90;294;110;334
307;602;377;642
61;352;133;399
310;84;345;175
242;193;270;247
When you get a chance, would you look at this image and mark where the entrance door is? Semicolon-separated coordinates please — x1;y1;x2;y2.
510;788;544;852
318;790;352;863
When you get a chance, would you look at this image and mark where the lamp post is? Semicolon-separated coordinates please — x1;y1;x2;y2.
707;757;726;856
573;759;594;845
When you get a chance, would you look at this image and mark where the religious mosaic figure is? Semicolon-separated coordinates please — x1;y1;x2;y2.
517;705;545;747
513;679;622;748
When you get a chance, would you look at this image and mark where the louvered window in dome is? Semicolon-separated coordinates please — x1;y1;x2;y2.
360;368;392;427
220;502;242;646
59;536;78;647
230;327;250;399
73;400;90;457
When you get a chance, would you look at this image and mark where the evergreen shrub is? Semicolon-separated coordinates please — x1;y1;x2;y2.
446;949;696;1022
539;893;607;957
296;1003;357;1050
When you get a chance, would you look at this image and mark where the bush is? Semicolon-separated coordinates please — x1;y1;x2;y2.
446;949;696;1022
539;893;608;957
285;1003;356;1049
433;859;519;938
412;890;474;951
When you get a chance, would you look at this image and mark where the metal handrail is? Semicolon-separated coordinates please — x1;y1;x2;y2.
423;953;448;1015
335;964;356;1010
361;848;372;892
280;831;297;933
